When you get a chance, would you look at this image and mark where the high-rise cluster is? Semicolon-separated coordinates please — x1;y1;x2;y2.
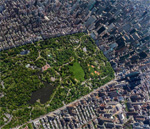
0;0;150;128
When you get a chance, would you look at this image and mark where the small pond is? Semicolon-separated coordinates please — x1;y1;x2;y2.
29;82;55;104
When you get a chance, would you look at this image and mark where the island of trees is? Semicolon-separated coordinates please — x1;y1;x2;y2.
0;33;114;128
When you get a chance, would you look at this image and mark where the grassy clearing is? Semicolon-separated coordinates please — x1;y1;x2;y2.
69;62;85;81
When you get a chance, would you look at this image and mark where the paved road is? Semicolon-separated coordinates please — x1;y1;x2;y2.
15;78;117;129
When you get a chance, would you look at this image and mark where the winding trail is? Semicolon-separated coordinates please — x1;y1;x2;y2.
0;115;12;129
58;58;74;71
74;35;86;51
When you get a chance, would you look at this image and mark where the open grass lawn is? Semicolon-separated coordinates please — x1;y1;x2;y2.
69;62;85;81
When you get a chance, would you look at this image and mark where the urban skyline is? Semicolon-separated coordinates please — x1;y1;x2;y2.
0;0;150;129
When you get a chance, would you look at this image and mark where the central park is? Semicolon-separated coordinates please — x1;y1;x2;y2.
0;33;114;128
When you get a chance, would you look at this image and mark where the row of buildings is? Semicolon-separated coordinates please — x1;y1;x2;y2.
0;0;86;50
